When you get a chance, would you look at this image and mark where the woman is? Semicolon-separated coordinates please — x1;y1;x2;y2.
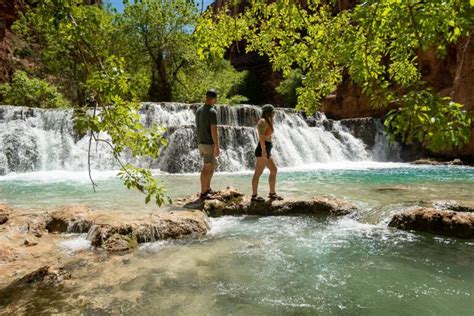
251;104;283;202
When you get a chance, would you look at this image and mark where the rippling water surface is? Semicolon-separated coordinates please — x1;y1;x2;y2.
1;163;473;314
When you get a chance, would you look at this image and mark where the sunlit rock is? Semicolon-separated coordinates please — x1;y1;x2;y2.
0;204;10;225
44;206;209;252
178;187;357;217
389;207;474;239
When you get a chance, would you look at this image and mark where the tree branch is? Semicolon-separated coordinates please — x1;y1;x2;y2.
408;4;424;51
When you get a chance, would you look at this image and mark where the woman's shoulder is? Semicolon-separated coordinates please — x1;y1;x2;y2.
257;118;267;126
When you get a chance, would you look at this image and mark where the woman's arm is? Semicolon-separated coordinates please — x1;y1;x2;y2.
257;119;267;158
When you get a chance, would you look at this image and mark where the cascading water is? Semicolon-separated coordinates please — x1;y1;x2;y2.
0;103;400;175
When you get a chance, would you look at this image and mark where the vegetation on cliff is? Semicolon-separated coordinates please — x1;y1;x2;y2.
0;70;68;108
195;0;473;151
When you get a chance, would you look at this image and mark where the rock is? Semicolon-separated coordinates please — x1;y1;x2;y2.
45;206;210;251
86;211;209;250
23;238;38;247
389;207;474;239
0;204;11;225
45;206;94;233
420;200;474;213
0;213;8;225
375;185;411;192
102;233;137;252
179;187;357;217
0;265;71;307
12;265;70;286
410;158;464;165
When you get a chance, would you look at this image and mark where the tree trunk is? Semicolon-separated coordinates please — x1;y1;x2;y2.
148;55;172;102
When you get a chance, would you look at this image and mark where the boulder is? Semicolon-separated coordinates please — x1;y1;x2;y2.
410;158;463;165
389;207;474;239
0;204;11;225
45;205;94;233
102;233;137;252
86;213;209;251
0;265;71;306
23;238;38;247
178;187;357;217
15;265;71;286
45;206;210;252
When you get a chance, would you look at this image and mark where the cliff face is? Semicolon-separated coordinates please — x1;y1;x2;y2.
0;0;28;83
0;0;101;83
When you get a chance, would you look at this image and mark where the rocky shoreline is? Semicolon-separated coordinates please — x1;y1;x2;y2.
1;190;474;302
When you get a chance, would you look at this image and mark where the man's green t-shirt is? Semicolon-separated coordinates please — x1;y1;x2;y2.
195;104;218;145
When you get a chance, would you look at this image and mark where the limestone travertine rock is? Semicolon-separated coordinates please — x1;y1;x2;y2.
389;207;474;239
178;187;357;217
0;204;11;225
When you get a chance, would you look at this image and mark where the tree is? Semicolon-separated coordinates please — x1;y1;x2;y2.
13;0;116;105
117;0;198;102
15;0;170;205
195;0;474;151
116;0;248;103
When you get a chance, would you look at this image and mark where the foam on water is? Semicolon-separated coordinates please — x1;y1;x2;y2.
59;235;91;253
139;240;171;253
0;162;422;183
208;216;247;236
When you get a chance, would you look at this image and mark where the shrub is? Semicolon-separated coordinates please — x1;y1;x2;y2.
0;71;69;108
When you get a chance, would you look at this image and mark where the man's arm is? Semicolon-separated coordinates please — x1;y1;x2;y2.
210;110;220;157
211;124;220;157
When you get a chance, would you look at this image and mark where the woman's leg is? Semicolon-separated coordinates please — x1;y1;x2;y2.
252;157;267;196
266;157;278;194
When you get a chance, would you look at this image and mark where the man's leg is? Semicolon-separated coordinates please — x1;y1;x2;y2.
200;163;212;194
206;167;214;192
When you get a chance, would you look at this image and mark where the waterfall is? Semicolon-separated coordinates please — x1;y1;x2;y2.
0;103;401;175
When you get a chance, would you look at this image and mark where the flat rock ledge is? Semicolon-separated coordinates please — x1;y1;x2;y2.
45;206;210;252
389;207;474;239
176;187;357;217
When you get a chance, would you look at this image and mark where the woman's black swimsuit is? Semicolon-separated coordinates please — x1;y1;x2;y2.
255;141;273;159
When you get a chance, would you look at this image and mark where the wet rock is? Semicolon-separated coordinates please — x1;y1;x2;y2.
179;187;357;217
102;233;137;252
0;213;8;225
0;204;11;225
9;265;70;287
340;117;378;148
420;200;474;213
45;206;94;233
374;185;411;192
23;238;38;247
410;158;463;165
86;212;209;250
45;206;209;251
389;207;474;239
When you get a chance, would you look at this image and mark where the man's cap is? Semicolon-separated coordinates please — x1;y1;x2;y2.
261;104;275;113
206;89;218;98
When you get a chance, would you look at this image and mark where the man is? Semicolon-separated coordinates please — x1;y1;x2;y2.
195;89;220;200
